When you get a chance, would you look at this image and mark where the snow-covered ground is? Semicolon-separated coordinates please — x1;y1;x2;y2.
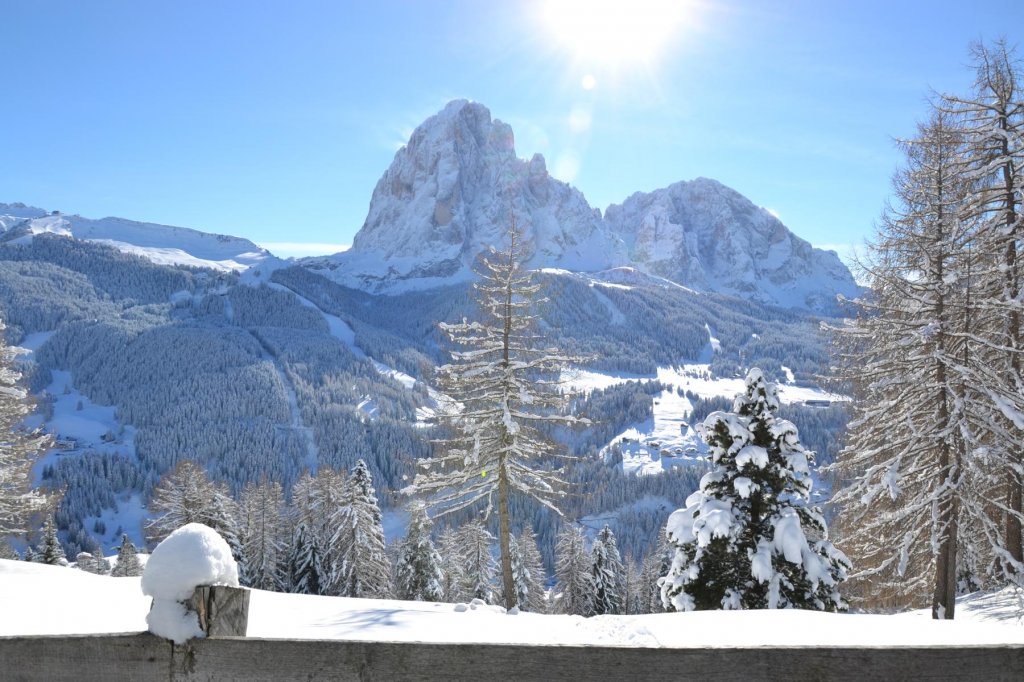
2;559;1021;646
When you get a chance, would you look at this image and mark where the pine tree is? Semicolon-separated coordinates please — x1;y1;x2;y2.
395;503;443;602
640;533;673;613
554;525;593;616
457;520;496;604
90;542;111;575
40;514;67;566
437;526;466;603
0;319;50;542
331;460;390;598
623;556;645;615
511;527;547;612
591;524;624;615
111;534;142;577
285;522;323;595
403;218;585;609
661;369;848;612
291;468;347;591
206;487;245;581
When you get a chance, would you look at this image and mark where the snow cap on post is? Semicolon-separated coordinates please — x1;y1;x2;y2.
141;523;239;644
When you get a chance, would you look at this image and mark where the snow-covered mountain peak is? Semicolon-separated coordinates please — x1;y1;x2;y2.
603;178;860;313
320;100;622;292
0;204;272;273
316;101;858;310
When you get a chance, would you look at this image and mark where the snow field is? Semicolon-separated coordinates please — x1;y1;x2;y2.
2;558;1021;645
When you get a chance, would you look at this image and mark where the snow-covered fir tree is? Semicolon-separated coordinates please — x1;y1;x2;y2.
623;557;645;615
591;524;624;615
0;540;16;560
284;522;324;595
331;459;390;598
661;369;848;612
0;318;49;543
403;218;584;609
395;503;443;602
291;468;347;591
111;534;142;577
456;520;496;604
437;526;466;603
554;525;593;616
510;527;547;613
207;489;245;579
40;514;67;566
89;542;111;575
639;534;673;614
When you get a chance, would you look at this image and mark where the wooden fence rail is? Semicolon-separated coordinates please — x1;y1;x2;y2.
2;633;1023;681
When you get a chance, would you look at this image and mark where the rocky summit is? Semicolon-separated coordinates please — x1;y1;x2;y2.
603;179;860;311
330;100;618;291
320;100;859;313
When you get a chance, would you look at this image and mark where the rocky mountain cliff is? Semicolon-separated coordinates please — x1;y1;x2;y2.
325;100;621;291
603;179;860;311
320;100;858;312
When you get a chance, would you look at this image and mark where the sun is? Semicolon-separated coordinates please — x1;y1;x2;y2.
539;0;688;74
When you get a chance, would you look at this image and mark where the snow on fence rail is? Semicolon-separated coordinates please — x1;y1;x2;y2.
2;630;1024;681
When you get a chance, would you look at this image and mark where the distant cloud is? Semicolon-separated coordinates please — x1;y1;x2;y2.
259;242;351;258
765;207;781;219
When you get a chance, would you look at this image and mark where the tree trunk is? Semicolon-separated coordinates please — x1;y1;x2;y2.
498;219;517;609
931;378;958;620
931;176;958;620
931;337;957;618
1000;119;1023;573
497;463;515;609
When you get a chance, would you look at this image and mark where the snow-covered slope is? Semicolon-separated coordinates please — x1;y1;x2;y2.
0;202;271;273
313;100;623;292
603;179;861;313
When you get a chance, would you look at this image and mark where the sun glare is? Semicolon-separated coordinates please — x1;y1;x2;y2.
540;0;688;73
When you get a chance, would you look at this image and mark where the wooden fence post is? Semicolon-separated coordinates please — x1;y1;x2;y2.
187;585;250;637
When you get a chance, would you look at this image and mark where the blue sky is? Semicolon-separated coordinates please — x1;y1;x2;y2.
2;1;1021;258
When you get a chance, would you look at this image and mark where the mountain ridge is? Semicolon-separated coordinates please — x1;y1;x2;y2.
0;202;272;273
314;100;860;312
